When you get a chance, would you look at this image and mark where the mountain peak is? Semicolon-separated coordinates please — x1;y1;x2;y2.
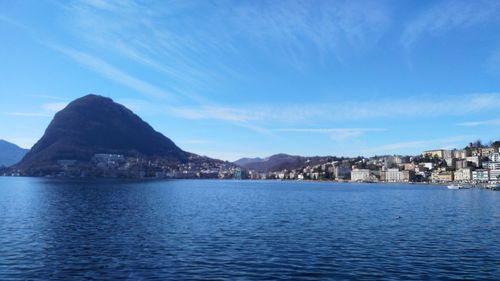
72;94;115;105
16;94;189;174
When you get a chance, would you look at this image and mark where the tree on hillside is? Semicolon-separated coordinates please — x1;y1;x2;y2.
492;140;500;150
473;139;483;148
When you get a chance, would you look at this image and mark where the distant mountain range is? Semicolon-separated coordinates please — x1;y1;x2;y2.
233;157;265;167
234;153;342;172
15;94;222;176
0;140;28;167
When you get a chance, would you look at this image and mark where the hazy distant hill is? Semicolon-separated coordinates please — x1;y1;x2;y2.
0;140;28;167
16;94;193;174
233;157;264;167
234;153;340;172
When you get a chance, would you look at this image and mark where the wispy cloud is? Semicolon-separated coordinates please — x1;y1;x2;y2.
180;139;211;145
231;0;391;67
1;101;69;118
42;102;68;113
0;14;30;30
25;94;68;101
359;135;475;155
168;93;500;124
167;105;271;134
274;128;387;141
60;1;233;96
1;10;180;101
402;0;500;48
59;0;393;94
1;112;51;117
48;44;176;100
168;106;262;123
458;118;500;127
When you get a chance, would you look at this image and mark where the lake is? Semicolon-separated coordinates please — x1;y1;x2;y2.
0;177;499;280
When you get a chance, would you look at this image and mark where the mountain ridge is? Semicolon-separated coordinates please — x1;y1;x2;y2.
234;153;341;172
0;140;29;167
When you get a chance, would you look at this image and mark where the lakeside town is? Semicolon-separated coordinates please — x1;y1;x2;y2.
247;141;500;187
2;140;499;189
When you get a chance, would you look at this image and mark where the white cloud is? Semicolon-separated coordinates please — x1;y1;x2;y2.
167;93;500;124
61;0;233;96
161;92;500;141
359;135;475;155
59;0;392;94
168;106;261;123
273;128;386;133
1;112;51;117
274;128;387;141
231;0;391;67
458;118;500;127
180;139;211;145
48;44;176;99
1;101;69;118
25;94;68;101
167;105;271;134
42;102;68;113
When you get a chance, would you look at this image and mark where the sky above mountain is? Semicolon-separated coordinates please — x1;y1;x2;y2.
1;0;499;161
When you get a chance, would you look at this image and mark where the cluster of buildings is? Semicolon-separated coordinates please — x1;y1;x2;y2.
245;142;500;185
422;145;500;184
243;160;352;181
350;144;500;184
17;153;242;179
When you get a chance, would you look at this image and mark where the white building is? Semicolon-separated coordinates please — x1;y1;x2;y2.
490;170;500;182
485;162;500;170
490;152;500;162
466;156;481;167
453;149;467;159
333;162;351;179
386;168;403;182
472;169;489;183
422;163;435;170
454;168;472;182
481;147;496;157
351;169;371;182
443;150;453;159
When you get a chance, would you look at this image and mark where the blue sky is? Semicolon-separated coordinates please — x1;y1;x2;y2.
0;0;499;161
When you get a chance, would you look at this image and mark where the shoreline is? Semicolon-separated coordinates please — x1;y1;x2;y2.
0;175;497;188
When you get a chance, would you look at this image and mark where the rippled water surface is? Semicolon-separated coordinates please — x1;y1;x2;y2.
0;177;499;280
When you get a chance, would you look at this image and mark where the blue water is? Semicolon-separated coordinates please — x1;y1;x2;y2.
0;177;499;280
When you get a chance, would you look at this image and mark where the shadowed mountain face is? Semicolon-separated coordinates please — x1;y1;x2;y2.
17;95;189;172
0;140;28;167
